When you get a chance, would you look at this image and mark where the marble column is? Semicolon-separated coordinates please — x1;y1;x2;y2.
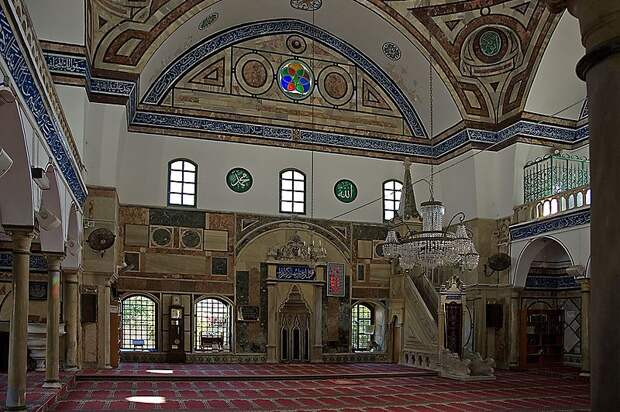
437;299;445;351
6;229;34;411
63;269;79;370
312;283;323;362
44;254;64;388
96;283;111;369
508;288;521;368
578;278;590;376
544;0;620;408
104;282;111;368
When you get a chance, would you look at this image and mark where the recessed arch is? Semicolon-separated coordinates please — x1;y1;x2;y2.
513;236;574;288
0;94;34;227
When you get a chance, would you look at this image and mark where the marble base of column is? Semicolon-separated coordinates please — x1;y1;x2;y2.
6;229;34;411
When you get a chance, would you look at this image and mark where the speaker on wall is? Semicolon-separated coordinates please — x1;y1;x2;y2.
486;303;503;328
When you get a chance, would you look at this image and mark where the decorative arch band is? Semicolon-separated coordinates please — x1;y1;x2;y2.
142;18;427;138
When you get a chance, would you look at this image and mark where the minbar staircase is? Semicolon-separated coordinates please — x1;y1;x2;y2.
401;274;439;371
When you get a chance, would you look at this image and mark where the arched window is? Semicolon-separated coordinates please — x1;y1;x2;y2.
120;295;157;351
280;169;305;214
383;180;403;221
195;297;231;351
168;159;197;207
352;303;374;351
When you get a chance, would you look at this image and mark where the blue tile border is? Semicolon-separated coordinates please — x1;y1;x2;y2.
0;7;87;204
0;252;48;273
525;275;579;290
509;208;591;241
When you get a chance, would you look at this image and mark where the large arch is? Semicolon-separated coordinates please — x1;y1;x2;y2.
142;19;428;137
0;88;34;227
512;236;574;288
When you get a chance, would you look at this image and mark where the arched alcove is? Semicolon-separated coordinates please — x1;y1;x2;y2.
0;94;34;227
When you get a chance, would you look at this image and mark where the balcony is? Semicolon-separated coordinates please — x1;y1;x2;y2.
513;184;591;225
514;153;590;224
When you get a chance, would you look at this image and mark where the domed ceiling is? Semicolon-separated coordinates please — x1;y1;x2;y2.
76;0;579;160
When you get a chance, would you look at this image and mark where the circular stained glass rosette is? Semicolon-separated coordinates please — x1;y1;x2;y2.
334;179;357;203
278;59;314;100
226;168;253;193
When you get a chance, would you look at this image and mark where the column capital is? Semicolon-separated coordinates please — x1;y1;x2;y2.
578;277;591;291
44;253;65;271
7;227;34;253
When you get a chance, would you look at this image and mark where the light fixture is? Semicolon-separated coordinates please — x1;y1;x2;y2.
31;166;50;190
382;26;479;273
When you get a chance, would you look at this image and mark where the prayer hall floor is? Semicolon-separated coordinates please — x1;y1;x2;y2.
47;363;589;411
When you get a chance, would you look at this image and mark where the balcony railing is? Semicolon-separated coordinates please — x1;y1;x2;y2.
523;154;589;204
513;185;591;225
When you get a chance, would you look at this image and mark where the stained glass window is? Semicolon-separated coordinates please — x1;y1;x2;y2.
352;303;373;351
195;298;230;351
383;180;403;221
121;295;157;351
168;159;197;207
280;169;306;214
278;60;314;100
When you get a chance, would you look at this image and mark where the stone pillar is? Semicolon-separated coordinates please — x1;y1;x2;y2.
508;288;521;368
104;282;111;368
6;229;34;411
96;282;112;369
266;264;278;363
437;298;446;351
312;283;323;362
44;254;64;388
63;269;80;370
544;0;620;408
578;278;590;376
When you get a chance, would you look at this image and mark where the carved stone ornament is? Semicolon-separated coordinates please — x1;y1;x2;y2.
463;349;496;376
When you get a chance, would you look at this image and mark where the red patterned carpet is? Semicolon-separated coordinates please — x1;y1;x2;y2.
48;364;590;411
80;363;427;379
0;371;76;411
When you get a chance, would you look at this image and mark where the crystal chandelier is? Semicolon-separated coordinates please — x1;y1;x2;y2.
383;203;479;271
381;26;479;272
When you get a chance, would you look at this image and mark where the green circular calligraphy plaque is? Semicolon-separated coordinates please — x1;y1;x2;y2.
334;179;358;203
226;168;253;193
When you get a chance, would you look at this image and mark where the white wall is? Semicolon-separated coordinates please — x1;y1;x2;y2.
81;101;584;224
57;85;88;159
525;13;586;119
112;128;432;223
25;0;85;45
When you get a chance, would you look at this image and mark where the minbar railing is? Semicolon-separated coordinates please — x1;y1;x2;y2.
513;184;591;225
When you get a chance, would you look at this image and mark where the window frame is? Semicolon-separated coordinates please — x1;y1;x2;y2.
351;302;374;352
120;294;158;351
382;179;403;221
194;297;232;352
167;158;198;208
279;168;306;215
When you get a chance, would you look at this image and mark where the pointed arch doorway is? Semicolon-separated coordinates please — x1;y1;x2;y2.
279;286;311;363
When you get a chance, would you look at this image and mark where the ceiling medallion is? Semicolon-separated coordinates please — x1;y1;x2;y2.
290;0;322;11
226;168;253;193
382;42;401;61
287;35;307;54
198;12;219;31
479;30;502;58
278;59;314;100
334;179;357;203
